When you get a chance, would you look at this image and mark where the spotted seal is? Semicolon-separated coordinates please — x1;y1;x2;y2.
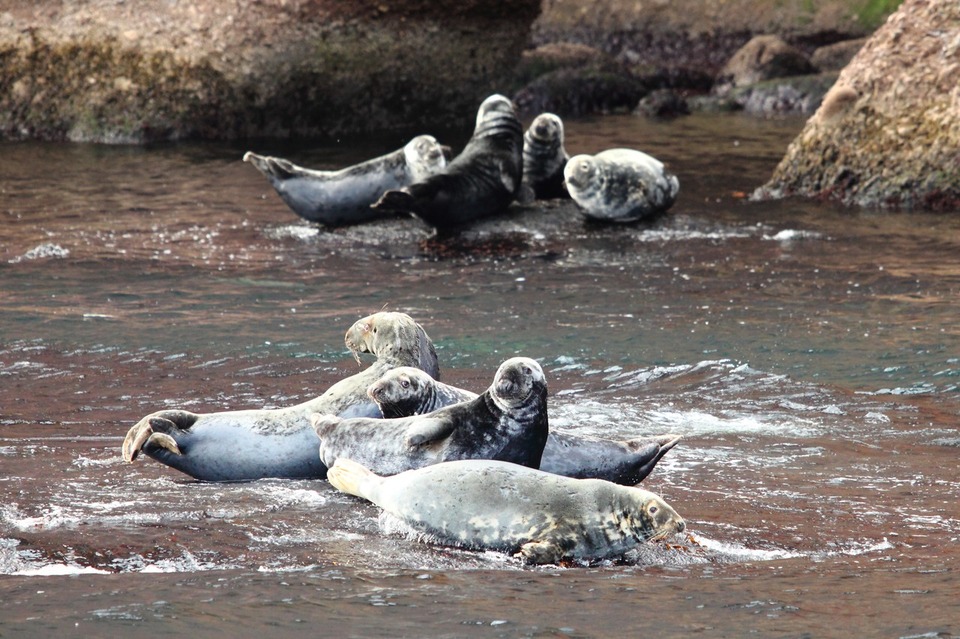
564;148;679;222
120;312;439;481
312;357;548;475
243;135;447;227
368;366;680;485
520;112;570;202
371;94;523;230
327;457;685;564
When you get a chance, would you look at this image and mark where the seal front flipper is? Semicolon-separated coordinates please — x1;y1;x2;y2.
122;410;198;461
517;540;564;565
371;189;418;214
326;458;384;500
404;417;455;448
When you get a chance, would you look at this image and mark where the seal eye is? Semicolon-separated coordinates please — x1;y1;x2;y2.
649;506;658;515
401;380;410;389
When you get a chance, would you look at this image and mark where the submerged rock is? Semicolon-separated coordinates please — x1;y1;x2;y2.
755;0;960;210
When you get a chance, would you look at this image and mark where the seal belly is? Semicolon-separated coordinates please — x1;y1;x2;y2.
144;416;326;481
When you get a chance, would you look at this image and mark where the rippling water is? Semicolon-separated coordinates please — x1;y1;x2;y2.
2;113;959;638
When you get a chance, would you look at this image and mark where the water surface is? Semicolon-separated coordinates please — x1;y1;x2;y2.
2;112;959;638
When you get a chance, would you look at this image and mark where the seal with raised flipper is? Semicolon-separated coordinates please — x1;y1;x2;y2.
371;94;523;230
368;366;680;485
327;457;685;564
243;135;447;227
564;148;680;223
120;311;439;481
520;112;570;202
312;357;548;476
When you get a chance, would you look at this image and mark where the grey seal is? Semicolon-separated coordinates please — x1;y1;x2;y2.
371;94;523;230
120;311;439;481
311;357;548;475
368;366;680;485
327;457;685;564
243;135;447;226
564;148;680;222
520;112;570;201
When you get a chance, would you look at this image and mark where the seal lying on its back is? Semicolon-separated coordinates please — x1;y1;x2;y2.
520;113;569;201
564;148;679;223
312;357;548;475
243;135;447;227
368;366;680;485
120;312;439;481
328;458;685;564
371;94;523;230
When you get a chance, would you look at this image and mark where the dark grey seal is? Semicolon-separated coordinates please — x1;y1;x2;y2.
312;357;548;476
327;458;685;564
371;94;523;230
368;366;680;485
564;148;680;222
520;112;570;201
120;312;439;481
243;135;447;227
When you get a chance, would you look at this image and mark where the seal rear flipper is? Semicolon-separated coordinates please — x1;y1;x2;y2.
122;410;198;462
327;458;382;500
517;540;564;565
404;417;455;447
310;413;343;438
242;152;300;180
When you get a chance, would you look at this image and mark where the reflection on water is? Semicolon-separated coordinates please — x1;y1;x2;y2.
1;113;959;637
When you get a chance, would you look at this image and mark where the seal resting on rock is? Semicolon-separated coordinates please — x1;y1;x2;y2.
564;149;679;222
312;357;548;475
520;112;569;201
120;312;439;481
327;457;685;564
371;94;523;230
243;135;447;227
368;366;680;485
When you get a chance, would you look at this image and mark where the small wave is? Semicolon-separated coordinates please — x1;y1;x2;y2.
765;229;824;242
8;243;70;263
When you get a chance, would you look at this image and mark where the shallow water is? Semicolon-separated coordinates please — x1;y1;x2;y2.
2;112;959;638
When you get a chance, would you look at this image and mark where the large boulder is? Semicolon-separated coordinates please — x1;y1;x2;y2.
755;0;960;210
713;35;815;96
0;0;540;143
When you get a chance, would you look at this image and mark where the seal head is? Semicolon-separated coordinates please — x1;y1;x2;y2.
520;113;570;201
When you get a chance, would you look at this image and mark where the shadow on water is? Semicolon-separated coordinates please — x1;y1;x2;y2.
2;112;959;637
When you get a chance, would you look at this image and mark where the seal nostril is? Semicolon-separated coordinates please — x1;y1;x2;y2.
677;519;685;532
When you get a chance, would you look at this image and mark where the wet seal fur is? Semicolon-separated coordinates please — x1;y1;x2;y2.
327;457;685;564
312;357;548;475
368;366;680;485
371;94;523;230
120;312;439;481
519;112;570;202
243;135;447;227
564;148;680;223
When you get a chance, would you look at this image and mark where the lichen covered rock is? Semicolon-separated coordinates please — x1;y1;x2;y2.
0;0;540;143
755;0;960;210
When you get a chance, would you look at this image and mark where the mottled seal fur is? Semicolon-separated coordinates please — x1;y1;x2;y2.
520;112;569;201
243;135;447;227
564;148;680;222
368;366;680;485
371;94;523;229
327;458;685;564
120;312;439;481
312;357;548;475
